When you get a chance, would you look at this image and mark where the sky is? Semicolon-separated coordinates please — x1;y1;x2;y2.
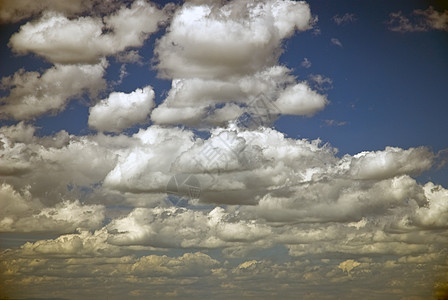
0;0;448;299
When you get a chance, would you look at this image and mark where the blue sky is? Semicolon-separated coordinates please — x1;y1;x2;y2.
1;1;448;299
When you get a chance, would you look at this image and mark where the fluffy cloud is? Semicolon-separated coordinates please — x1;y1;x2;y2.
152;0;325;126
152;66;327;125
387;6;448;32
8;0;168;64
0;61;107;120
88;86;155;132
155;0;312;79
275;82;328;116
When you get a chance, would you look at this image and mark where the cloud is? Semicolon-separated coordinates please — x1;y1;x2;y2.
8;0;169;64
0;183;105;233
332;13;356;25
151;0;325;126
275;82;328;116
154;0;313;79
338;259;360;275
88;86;155;132
0;0;126;24
0;61;107;120
300;57;312;68
1;1;448;298
308;74;333;91
331;37;343;47
151;66;327;126
387;7;448;32
322;119;347;127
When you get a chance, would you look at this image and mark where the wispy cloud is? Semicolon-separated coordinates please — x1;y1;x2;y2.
322;119;348;127
332;13;356;25
331;37;343;47
308;74;333;91
387;6;448;32
301;57;312;68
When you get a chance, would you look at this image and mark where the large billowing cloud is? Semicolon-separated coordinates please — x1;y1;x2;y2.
8;0;169;64
152;0;327;126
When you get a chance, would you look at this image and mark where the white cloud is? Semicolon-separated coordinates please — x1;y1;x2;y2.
0;61;107;120
151;0;325;126
155;0;312;79
348;146;433;180
275;82;328;116
387;7;448;32
88;86;155;132
9;0;168;64
152;66;327;125
331;37;343;47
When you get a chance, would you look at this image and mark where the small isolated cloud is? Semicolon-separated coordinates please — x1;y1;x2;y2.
88;86;155;132
301;57;312;68
331;38;343;47
338;259;361;275
387;6;448;33
322;119;347;127
332;13;356;25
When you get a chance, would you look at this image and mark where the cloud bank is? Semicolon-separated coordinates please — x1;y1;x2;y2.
0;1;447;300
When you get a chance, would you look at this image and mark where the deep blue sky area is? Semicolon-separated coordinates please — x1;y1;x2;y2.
276;1;448;188
0;0;447;184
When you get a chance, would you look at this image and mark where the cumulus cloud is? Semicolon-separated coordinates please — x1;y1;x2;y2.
387;7;448;32
0;123;117;204
88;86;155;132
8;0;168;64
152;0;325;126
0;183;105;233
151;66;327;125
155;0;312;79
275;82;328;115
0;61;107;120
